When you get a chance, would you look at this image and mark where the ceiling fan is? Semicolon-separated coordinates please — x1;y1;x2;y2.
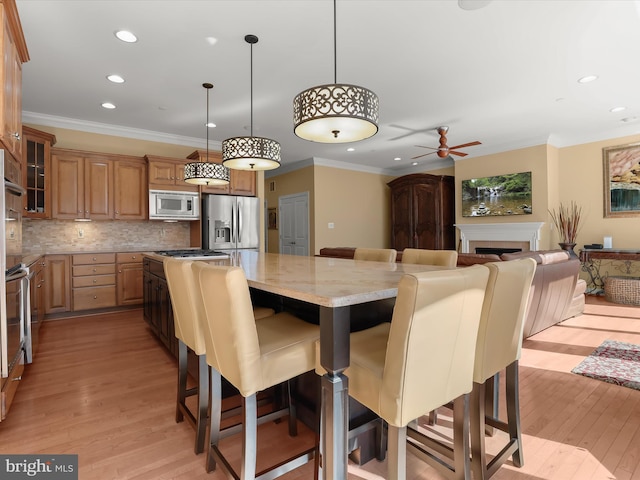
412;126;481;159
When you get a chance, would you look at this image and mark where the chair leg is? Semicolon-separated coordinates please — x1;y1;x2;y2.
240;394;258;480
452;395;471;480
286;378;298;436
206;368;223;473
387;425;407;480
470;381;488;480
176;340;187;423
506;361;523;468
194;354;209;454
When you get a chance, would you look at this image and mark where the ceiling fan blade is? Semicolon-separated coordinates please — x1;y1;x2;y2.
414;145;439;150
448;141;482;150
411;151;436;160
449;151;468;157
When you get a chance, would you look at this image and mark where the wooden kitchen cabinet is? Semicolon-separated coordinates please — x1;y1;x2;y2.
114;158;147;220
143;257;176;355
51;149;114;220
116;252;144;306
145;155;198;192
388;173;455;251
44;254;70;314
27;256;45;356
187;149;256;196
71;253;116;311
22;126;56;218
0;0;28;166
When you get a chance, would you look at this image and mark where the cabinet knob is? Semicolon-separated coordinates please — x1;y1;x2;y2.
12;132;21;140
93;279;97;283
85;210;89;213
116;211;119;214
92;268;97;272
93;295;97;299
92;257;97;261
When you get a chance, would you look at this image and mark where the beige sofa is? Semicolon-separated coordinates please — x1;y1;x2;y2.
317;247;586;338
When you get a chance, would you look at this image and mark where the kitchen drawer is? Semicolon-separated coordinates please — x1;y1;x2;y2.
72;253;116;265
73;264;116;276
116;252;144;263
1;355;24;421
72;274;116;288
73;286;117;311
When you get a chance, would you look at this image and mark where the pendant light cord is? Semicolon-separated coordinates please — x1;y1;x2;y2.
206;86;210;161
333;0;337;84
250;39;254;137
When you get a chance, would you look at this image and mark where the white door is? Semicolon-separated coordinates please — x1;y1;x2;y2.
279;192;309;256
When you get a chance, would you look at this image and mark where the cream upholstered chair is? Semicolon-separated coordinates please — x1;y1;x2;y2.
407;258;536;480
353;247;397;262
470;258;536;479
192;261;319;480
164;258;274;455
401;248;458;267
345;265;490;480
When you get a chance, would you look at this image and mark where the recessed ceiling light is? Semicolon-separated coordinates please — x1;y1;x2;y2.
578;75;598;84
206;122;216;128
412;162;418;166
610;106;626;113
206;36;218;46
106;74;125;84
621;116;637;123
101;102;116;109
394;157;401;161
347;147;355;152
115;30;137;43
458;0;492;10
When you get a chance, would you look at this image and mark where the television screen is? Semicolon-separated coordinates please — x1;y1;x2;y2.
461;172;532;217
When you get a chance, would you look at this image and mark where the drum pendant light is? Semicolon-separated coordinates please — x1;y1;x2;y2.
293;0;379;143
184;83;230;185
222;35;281;171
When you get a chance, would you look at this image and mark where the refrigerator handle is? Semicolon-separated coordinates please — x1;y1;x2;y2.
231;202;236;244
237;200;243;244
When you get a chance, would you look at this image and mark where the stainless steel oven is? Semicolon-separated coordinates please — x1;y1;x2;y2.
1;149;30;420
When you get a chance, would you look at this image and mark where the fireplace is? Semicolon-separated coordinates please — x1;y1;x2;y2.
475;247;522;256
455;222;544;253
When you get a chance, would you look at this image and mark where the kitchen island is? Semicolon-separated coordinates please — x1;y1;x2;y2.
144;251;450;479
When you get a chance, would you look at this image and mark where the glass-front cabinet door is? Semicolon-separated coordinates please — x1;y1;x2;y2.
22;126;56;219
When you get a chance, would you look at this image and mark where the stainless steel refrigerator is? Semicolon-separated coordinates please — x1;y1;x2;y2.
202;195;260;252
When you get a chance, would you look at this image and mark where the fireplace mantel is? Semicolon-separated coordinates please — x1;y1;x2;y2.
455;222;544;253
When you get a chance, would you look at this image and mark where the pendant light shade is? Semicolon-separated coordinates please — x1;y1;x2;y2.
293;0;379;143
222;35;281;171
184;83;230;185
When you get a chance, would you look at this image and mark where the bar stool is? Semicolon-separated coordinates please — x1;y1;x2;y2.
192;261;320;479
407;258;536;480
344;265;490;480
469;258;536;479
401;248;458;267
353;247;398;262
164;258;275;455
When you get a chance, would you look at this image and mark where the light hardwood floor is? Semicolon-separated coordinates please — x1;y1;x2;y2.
1;297;639;479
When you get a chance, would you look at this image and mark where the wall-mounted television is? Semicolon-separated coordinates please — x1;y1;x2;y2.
461;171;532;217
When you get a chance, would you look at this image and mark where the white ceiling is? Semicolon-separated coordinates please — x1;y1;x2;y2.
16;0;640;175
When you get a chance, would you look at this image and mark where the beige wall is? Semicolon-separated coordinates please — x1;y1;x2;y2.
27;124;198;158
264;166;315;253
314;167;392;254
558;134;640;250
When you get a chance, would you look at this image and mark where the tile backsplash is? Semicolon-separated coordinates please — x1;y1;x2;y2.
23;219;191;253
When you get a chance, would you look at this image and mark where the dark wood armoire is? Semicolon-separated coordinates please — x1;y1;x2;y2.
387;173;455;251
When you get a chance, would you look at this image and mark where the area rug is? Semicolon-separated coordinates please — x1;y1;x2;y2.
572;340;640;391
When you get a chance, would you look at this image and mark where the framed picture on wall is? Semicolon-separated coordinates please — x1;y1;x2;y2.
268;208;277;229
603;143;640;217
461;171;532;217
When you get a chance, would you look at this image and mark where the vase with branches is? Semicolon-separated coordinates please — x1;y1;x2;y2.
549;201;583;257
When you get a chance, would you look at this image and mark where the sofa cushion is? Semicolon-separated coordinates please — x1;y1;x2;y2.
456;253;501;266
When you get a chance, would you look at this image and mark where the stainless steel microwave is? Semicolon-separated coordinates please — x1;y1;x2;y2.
149;190;199;221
